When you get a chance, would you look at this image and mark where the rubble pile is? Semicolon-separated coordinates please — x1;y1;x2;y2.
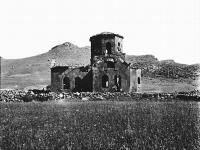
0;90;200;102
176;90;200;101
0;90;53;102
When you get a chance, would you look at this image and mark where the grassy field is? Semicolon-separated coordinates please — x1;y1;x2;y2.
141;77;198;93
0;100;200;149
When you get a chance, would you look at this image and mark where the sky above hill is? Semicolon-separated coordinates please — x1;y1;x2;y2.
0;0;199;64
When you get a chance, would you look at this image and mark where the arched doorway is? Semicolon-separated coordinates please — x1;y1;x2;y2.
63;77;70;89
75;77;82;91
106;42;112;54
102;75;109;88
114;75;121;91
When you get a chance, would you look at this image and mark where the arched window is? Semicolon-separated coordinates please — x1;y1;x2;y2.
107;61;115;68
75;77;82;89
114;75;121;91
102;75;109;88
106;42;112;54
63;77;70;89
138;77;141;84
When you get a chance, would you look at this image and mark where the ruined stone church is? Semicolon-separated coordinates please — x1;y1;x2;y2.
51;32;141;92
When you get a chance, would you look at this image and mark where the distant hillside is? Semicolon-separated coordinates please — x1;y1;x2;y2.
1;42;199;90
48;42;90;66
126;55;200;79
1;42;90;89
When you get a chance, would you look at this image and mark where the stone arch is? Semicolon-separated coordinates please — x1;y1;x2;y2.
106;42;112;54
102;74;109;88
114;75;121;91
63;77;70;89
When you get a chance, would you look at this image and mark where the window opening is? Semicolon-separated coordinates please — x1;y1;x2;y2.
138;77;141;84
102;75;109;88
107;61;115;68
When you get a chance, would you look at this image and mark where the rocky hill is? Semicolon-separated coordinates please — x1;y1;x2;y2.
126;55;200;79
1;42;199;90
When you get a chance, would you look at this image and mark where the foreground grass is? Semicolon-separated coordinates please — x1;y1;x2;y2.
0;100;200;149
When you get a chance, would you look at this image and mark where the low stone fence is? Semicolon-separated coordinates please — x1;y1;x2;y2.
0;90;53;102
0;89;200;102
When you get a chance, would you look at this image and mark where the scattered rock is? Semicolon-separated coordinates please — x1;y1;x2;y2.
0;89;200;103
82;97;90;101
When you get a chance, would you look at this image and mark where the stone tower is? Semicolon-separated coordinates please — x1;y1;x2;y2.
90;32;125;65
89;32;141;92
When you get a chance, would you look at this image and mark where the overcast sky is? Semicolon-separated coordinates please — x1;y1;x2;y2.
0;0;199;64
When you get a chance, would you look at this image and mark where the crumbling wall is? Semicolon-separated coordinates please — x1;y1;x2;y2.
51;67;68;92
51;66;92;92
129;68;141;92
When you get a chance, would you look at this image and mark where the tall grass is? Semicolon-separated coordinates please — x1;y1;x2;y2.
0;101;200;149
